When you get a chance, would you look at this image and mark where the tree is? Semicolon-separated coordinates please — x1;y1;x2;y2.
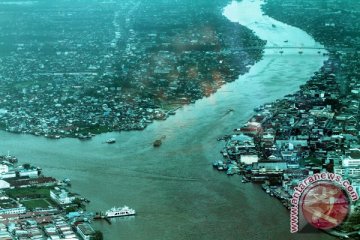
23;163;31;169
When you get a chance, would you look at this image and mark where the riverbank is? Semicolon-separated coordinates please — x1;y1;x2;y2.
0;0;266;140
262;0;360;50
215;0;360;236
215;49;360;231
0;154;103;239
263;0;360;233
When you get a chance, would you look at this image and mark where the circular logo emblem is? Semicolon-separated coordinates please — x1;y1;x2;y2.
301;182;350;229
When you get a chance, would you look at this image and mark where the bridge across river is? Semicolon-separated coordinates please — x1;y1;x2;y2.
229;45;354;53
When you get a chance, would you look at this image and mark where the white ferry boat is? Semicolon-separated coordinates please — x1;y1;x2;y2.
105;206;136;218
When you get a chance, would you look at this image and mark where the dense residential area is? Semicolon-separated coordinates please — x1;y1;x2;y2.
214;0;360;236
0;155;102;240
0;0;265;139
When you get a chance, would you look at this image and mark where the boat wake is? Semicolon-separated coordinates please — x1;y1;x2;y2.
131;170;214;182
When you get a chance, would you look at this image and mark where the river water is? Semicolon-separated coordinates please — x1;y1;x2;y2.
0;0;336;239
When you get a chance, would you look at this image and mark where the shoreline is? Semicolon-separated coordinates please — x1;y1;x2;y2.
0;0;266;140
0;0;323;141
217;0;360;237
0;154;103;239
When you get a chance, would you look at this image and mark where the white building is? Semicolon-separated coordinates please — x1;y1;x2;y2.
50;188;75;205
0;206;26;214
240;155;259;165
0;171;16;179
334;167;360;176
342;158;360;167
0;165;8;174
18;169;38;178
0;180;10;189
334;149;360;177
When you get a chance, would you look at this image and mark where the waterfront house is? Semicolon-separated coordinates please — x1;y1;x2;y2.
18;169;38;178
50;188;75;205
240;155;259;165
76;223;95;240
238;121;263;136
6;177;57;188
0;172;15;179
226;134;257;162
255;161;288;171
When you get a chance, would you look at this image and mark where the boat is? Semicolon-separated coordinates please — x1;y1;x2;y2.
106;138;116;144
168;110;176;115
1;152;18;164
105;206;136;218
253;105;264;112
153;139;162;147
212;160;223;168
62;178;71;187
78;134;92;140
227;166;240;175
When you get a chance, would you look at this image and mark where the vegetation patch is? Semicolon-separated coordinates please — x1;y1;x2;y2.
21;198;53;210
5;187;51;199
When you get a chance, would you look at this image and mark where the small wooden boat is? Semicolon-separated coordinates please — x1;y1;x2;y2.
153;139;162;147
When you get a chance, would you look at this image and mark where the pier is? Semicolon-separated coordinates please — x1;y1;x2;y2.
93;215;112;225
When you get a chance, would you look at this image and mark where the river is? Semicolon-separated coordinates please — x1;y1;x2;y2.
0;0;336;239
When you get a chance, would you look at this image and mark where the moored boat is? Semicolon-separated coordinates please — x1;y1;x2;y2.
105;206;136;218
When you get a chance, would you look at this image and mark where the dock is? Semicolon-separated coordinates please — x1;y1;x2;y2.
93;215;112;225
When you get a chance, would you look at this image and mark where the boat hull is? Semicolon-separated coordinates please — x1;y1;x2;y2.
106;213;136;218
